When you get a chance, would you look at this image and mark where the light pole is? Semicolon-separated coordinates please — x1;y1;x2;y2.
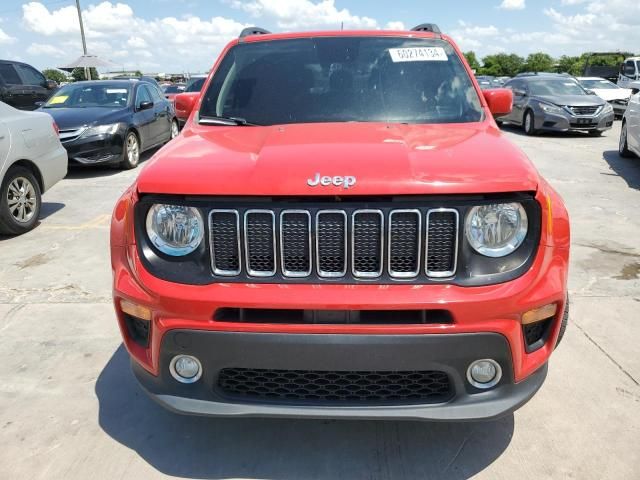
75;0;90;80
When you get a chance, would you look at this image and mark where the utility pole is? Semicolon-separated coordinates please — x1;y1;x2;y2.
75;0;90;80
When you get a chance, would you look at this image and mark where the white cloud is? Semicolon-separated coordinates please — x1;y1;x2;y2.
126;36;147;48
385;21;405;31
0;27;16;44
26;43;65;57
499;0;525;10
229;0;377;30
450;21;500;52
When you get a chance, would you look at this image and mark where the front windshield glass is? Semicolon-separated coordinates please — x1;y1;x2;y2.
164;84;185;94
580;79;618;90
528;79;586;96
200;37;483;125
186;78;205;92
43;83;131;108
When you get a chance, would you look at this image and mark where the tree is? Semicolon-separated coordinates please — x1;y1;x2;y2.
480;53;524;77
71;67;99;81
557;55;583;76
42;68;68;84
523;52;555;73
463;51;481;72
134;70;143;77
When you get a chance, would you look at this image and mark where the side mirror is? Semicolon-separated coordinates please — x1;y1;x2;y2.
513;88;526;97
174;92;199;120
45;79;58;90
586;89;597;95
138;101;153;111
35;101;45;107
483;88;513;116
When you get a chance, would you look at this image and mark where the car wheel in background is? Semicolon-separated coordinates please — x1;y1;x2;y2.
121;131;140;170
619;122;634;158
523;110;537;136
0;165;42;235
170;119;179;140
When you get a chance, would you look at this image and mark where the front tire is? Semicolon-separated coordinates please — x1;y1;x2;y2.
0;166;41;235
619;121;634;158
523;110;537;135
121;131;140;170
169;119;179;141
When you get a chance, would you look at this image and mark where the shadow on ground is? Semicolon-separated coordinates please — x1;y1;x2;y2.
603;150;640;190
96;346;514;479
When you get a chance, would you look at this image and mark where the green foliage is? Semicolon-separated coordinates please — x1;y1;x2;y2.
523;52;555;73
134;70;143;77
463;51;481;72
70;67;99;81
42;68;68;84
480;53;524;76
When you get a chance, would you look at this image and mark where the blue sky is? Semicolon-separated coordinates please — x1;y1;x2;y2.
0;0;638;73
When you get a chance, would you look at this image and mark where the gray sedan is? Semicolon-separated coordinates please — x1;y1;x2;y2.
498;75;614;136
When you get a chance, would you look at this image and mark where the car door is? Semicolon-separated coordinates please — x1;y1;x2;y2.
627;92;640;153
14;63;50;108
0;120;10;169
504;80;524;123
133;84;155;150
146;84;172;143
0;63;32;110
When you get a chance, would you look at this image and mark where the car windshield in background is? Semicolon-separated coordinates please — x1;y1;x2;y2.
164;84;185;93
186;78;205;92
200;37;483;126
43;83;131;108
580;79;619;90
528;79;586;96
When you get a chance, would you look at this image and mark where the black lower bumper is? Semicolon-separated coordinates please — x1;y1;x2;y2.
63;133;124;166
132;331;547;421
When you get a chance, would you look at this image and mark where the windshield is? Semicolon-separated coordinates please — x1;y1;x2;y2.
200;37;483;125
580;79;618;90
528;79;586;96
164;84;185;94
44;83;131;108
186;78;205;92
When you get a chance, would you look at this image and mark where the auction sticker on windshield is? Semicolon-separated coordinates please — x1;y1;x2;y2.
389;47;448;62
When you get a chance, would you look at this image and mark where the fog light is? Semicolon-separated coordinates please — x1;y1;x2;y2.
169;355;202;383
467;359;502;389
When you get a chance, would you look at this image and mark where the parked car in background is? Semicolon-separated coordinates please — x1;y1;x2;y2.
0;101;67;235
174;76;207;126
0;60;58;110
618;56;640;88
38;80;178;169
619;87;640;158
475;75;501;90
162;83;185;103
577;77;632;118
500;74;614;136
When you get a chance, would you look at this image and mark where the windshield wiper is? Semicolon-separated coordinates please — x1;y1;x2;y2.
198;115;258;126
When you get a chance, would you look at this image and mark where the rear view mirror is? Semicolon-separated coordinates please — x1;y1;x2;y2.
483;88;513;116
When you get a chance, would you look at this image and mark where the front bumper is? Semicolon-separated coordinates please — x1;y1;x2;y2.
133;330;547;421
62;132;124;166
535;109;614;132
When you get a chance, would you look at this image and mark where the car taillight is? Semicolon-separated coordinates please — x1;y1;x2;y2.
52;121;59;136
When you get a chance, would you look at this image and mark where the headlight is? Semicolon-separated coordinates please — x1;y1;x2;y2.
465;203;528;257
82;123;121;137
145;204;204;256
539;103;565;115
602;103;614;114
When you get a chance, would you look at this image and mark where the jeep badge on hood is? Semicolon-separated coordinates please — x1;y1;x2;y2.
307;173;357;189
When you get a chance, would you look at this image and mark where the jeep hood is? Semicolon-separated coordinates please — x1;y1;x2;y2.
137;122;539;196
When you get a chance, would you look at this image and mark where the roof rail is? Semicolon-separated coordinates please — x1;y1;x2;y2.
411;23;441;34
239;27;272;38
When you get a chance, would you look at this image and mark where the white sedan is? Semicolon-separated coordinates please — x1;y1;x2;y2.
619;84;640;158
0;101;67;235
577;77;632;118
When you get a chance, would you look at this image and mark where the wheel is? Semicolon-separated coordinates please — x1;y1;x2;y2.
588;130;603;137
619;121;634;158
169;119;179;141
120;131;140;169
523;110;537;135
0;165;41;235
495;119;504;127
555;297;569;349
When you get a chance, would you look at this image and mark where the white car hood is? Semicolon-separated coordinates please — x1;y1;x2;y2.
592;88;632;101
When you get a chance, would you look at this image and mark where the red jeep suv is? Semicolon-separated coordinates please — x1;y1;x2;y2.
111;24;570;421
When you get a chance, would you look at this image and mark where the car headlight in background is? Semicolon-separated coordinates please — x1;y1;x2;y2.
601;103;614;114
82;123;121;137
146;204;204;256
539;103;565;115
465;203;528;258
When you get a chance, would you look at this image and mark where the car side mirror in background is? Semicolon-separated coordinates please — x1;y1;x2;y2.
512;88;526;97
483;88;513;116
45;79;58;90
138;101;154;111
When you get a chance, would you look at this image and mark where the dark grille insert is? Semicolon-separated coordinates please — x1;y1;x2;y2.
569;105;599;116
123;314;150;347
389;210;421;277
214;307;454;324
426;210;458;276
280;211;311;276
352;210;383;277
523;319;552;352
217;368;453;404
210;210;241;275
316;211;347;276
245;211;276;275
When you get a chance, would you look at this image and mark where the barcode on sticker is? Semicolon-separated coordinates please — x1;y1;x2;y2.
389;47;448;62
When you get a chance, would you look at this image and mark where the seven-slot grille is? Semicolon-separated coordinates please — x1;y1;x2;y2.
209;208;459;281
568;105;600;116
